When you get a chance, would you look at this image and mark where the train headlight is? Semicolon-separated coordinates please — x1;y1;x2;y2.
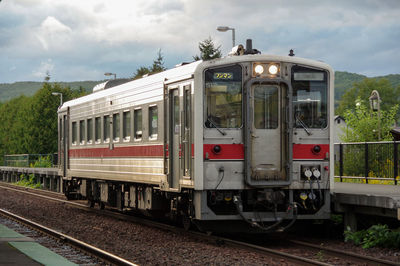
268;64;278;75
254;64;264;75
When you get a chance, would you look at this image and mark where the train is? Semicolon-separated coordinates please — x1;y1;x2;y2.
57;40;334;232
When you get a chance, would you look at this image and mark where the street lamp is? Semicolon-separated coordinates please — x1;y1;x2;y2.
104;72;116;79
217;26;235;47
51;92;63;108
369;90;381;140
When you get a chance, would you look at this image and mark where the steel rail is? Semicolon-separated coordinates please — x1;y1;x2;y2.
289;239;399;266
0;184;330;265
1;183;398;265
0;208;137;266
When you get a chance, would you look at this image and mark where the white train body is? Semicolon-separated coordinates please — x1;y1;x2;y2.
57;52;334;232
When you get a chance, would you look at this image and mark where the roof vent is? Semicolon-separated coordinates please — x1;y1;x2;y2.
244;39;261;55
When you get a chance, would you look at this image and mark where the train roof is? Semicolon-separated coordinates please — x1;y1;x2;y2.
58;54;333;112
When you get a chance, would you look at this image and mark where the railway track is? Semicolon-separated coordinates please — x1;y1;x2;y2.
0;182;398;265
0;208;136;266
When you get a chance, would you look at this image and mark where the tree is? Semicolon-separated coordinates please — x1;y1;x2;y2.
337;78;400;118
193;37;222;61
132;49;166;80
132;66;151;80
340;98;398;142
150;49;166;73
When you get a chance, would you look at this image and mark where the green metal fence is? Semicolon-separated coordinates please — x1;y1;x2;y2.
334;141;400;185
2;154;57;168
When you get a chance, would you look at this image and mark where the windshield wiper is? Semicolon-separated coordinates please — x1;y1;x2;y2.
295;112;312;136
206;117;226;136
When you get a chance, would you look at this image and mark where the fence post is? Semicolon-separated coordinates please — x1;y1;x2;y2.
394;141;398;185
365;143;369;184
339;143;343;182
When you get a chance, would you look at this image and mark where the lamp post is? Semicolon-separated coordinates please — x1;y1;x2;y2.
104;72;116;79
369;90;381;140
51;92;63;108
217;26;235;47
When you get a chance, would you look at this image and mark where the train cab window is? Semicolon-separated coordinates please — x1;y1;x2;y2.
204;65;242;128
95;117;101;143
123;111;131;141
104;115;110;143
72;121;77;145
292;66;328;128
87;118;93;144
254;85;279;129
79;120;85;145
113;113;120;142
134;109;142;140
149;106;158;140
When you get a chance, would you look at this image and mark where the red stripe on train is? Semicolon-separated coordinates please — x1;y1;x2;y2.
292;144;329;160
203;144;244;160
69;145;164;158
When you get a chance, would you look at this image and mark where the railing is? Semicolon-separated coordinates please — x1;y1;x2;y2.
2;154;58;168
334;141;400;185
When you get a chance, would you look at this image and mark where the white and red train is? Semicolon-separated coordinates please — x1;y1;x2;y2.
57;41;334;232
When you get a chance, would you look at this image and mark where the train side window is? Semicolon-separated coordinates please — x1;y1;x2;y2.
104;115;110;143
113;113;120;142
79;120;85;145
123;111;131;141
134;109;142;141
72;121;77;145
95;117;101;143
87;118;93;144
149;105;158;140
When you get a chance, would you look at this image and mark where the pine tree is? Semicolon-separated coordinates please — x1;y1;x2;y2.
132;49;166;80
151;49;166;73
193;37;222;61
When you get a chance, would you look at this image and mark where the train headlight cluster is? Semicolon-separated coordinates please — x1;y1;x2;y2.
252;62;280;77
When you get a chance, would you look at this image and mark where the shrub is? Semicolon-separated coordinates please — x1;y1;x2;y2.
344;224;400;249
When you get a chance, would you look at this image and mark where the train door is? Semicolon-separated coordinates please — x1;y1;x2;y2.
182;85;192;179
245;83;289;185
165;83;193;190
167;87;181;189
59;113;69;177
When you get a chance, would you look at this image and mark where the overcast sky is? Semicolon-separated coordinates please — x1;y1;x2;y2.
0;0;399;83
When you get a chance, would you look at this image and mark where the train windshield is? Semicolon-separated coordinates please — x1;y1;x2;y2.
204;65;242;128
292;66;328;128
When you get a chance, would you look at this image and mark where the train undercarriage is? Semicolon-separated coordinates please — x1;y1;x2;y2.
64;178;330;232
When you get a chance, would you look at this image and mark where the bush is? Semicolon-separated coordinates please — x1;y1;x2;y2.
30;155;52;168
344;224;400;249
15;174;41;189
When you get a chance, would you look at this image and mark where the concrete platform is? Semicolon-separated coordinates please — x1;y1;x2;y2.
0;224;76;266
332;182;400;230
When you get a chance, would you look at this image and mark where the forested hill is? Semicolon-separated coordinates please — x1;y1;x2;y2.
334;72;400;102
1;72;400;103
0;81;101;102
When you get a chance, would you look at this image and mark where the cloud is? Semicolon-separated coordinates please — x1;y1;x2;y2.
32;59;55;79
0;0;399;82
35;16;72;50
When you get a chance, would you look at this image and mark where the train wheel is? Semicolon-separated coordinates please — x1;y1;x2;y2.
182;214;192;231
99;202;105;210
87;200;95;208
